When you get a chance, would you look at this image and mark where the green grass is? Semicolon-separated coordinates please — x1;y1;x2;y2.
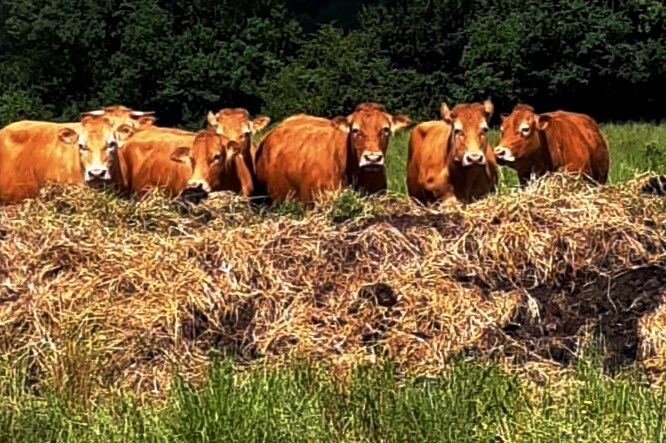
1;356;665;442
386;123;666;193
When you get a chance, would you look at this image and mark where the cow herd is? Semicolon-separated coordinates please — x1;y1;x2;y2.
0;100;610;205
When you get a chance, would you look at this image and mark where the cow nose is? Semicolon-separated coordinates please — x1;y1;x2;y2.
462;151;485;166
495;147;509;158
494;147;515;162
86;168;108;181
363;153;384;164
181;181;210;203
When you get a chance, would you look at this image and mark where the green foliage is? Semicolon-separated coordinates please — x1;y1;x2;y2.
1;0;663;126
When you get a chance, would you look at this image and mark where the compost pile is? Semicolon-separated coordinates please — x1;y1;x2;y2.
1;173;665;399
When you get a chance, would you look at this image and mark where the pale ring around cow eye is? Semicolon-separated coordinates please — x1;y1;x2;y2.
454;128;464;136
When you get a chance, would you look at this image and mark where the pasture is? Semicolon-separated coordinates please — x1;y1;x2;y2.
1;122;666;442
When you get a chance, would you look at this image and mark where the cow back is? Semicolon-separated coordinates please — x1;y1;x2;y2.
119;128;196;197
255;116;348;202
540;111;610;184
0;121;83;203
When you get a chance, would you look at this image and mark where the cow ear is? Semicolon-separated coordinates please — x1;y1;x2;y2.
440;103;453;123
536;114;551;131
170;146;191;163
251;116;271;133
59;127;79;145
115;124;135;143
332;116;350;133
136;116;156;127
391;114;412;133
207;111;218;128
483;98;494;121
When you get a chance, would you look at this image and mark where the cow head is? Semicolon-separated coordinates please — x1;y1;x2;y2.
494;104;551;166
171;130;240;201
81;105;156;132
334;103;411;171
441;99;494;167
59;115;130;183
207;108;270;152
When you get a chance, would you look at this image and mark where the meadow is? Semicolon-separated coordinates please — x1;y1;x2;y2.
1;122;666;442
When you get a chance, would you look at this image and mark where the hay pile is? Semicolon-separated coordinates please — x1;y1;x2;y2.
1;174;665;400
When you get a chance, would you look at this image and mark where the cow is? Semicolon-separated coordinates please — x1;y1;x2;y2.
407;100;498;204
206;108;270;195
112;128;197;198
493;104;610;185
254;103;411;202
170;128;253;203
0;116;130;203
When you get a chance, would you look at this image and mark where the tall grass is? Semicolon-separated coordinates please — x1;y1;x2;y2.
1;357;665;442
386;123;666;193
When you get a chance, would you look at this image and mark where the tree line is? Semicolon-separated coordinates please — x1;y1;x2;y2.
0;0;664;129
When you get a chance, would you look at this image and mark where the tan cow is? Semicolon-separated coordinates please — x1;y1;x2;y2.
113;128;197;197
407;100;498;204
170;128;254;202
494;104;610;185
207;108;270;195
0;116;131;203
254;103;410;202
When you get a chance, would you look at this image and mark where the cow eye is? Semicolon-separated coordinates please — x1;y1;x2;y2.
212;152;222;162
454;128;464;137
351;128;360;136
520;127;530;136
79;144;89;151
382;127;390;135
481;126;489;134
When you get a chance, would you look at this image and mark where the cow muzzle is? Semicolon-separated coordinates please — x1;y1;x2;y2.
85;167;111;182
462;151;486;167
359;151;385;171
181;180;210;204
494;146;515;164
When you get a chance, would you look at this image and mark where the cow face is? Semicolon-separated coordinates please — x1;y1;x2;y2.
81;105;156;132
207;108;270;152
494;104;551;165
59;116;126;182
441;100;494;167
172;131;240;201
335;103;411;171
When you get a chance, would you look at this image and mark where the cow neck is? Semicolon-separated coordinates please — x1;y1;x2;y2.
109;147;128;192
345;131;360;188
536;127;556;171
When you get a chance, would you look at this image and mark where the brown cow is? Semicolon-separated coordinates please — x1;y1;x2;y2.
494;104;610;185
0;116;131;203
254;103;411;202
171;128;253;202
407;100;498;204
207;108;270;194
113;128;197;197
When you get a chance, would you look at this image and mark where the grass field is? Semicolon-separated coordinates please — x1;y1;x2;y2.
1;355;665;442
1;122;666;442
